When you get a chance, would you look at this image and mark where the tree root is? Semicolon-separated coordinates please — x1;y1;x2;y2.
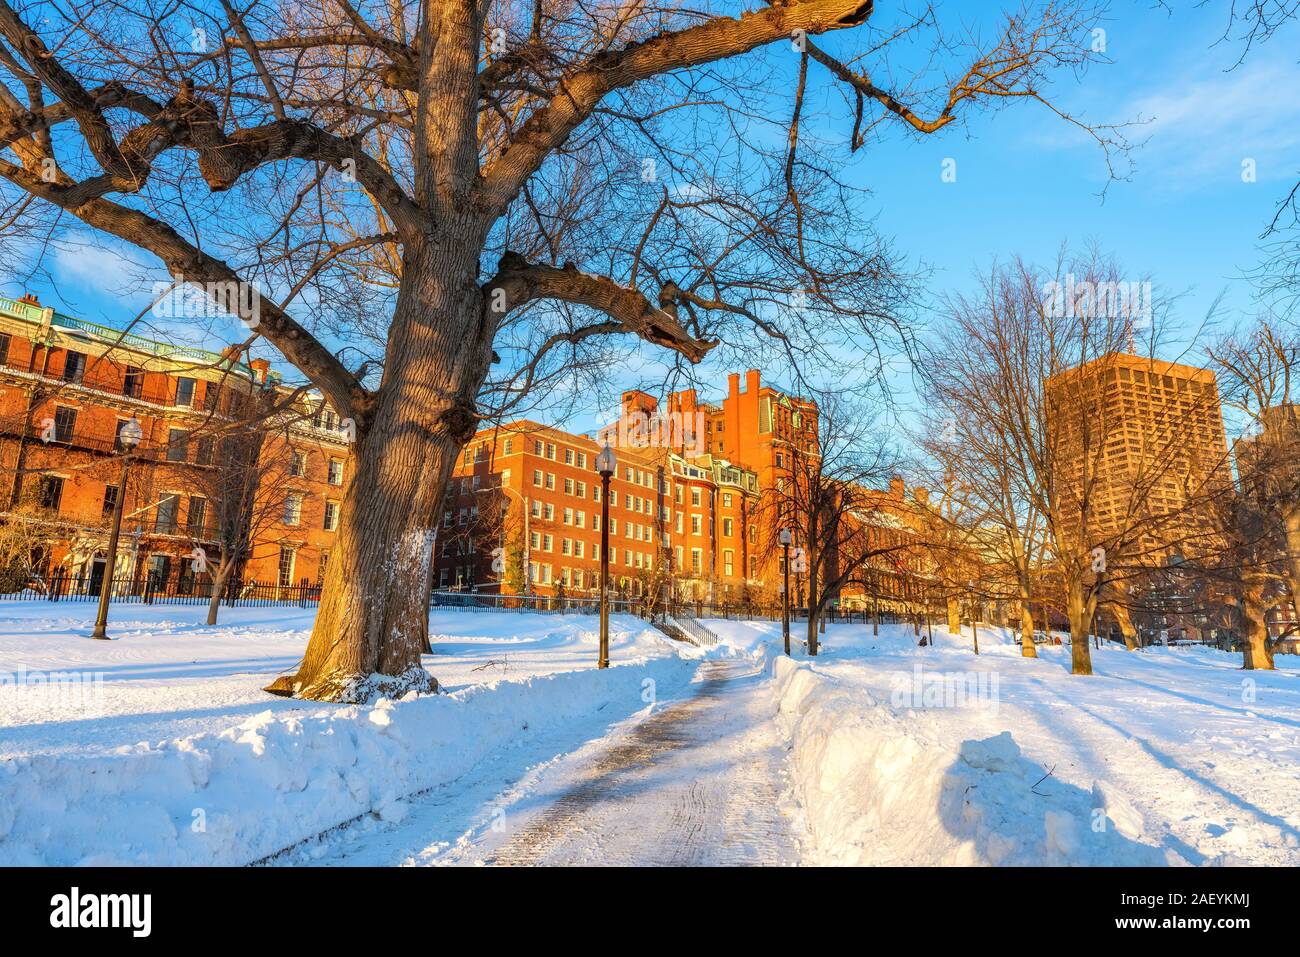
264;666;438;702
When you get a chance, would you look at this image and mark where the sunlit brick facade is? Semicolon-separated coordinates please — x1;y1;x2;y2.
435;370;821;600
0;293;351;593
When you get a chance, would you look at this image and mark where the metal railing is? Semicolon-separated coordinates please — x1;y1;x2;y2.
667;614;718;646
2;573;321;607
430;589;640;616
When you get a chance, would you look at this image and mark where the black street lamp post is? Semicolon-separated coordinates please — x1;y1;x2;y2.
596;443;617;669
780;527;792;655
91;418;143;640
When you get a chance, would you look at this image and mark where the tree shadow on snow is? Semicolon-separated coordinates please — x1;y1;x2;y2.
937;731;1190;866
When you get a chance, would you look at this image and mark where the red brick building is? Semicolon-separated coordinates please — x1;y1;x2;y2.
0;293;351;594
436;370;821;602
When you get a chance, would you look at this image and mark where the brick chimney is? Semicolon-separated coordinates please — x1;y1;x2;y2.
745;369;760;394
728;372;740;398
889;475;905;501
17;293;39;306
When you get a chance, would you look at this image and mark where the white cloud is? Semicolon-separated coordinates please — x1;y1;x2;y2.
1121;53;1300;189
53;240;157;292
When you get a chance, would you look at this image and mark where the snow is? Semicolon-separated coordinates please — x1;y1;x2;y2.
710;618;1300;866
0;601;699;865
4;599;1298;866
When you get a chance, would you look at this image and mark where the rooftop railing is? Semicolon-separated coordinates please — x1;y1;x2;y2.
0;297;256;378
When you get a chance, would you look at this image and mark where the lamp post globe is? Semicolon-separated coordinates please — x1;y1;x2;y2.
596;443;616;477
91;418;143;639
118;417;143;449
596;444;616;668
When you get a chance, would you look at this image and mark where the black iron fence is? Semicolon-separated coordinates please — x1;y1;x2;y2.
3;573;321;607
429;589;929;626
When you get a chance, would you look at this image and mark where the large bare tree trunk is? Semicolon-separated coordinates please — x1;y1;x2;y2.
1066;582;1094;675
1241;581;1276;671
1112;600;1140;651
1018;596;1037;659
267;238;493;701
946;595;961;635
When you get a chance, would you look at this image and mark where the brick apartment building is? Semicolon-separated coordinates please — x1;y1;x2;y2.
1048;352;1230;551
0;293;351;594
435;369;932;612
435;370;819;601
0;289;936;612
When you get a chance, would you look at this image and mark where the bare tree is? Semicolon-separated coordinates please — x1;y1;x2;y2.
0;0;1124;699
185;409;297;625
932;253;1229;674
1194;316;1300;668
1207;318;1300;602
762;393;912;655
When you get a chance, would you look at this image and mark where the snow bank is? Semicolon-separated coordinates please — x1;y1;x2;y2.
0;656;694;866
769;656;1182;866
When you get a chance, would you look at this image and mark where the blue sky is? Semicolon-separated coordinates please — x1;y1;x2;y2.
5;0;1297;438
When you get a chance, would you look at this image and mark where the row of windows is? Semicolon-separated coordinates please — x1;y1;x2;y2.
290;449;346;485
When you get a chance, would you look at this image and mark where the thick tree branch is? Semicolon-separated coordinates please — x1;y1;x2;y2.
476;0;876;215
483;251;716;362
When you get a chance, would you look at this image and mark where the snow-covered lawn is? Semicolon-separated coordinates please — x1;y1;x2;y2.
706;618;1300;866
0;601;700;865
4;601;1297;867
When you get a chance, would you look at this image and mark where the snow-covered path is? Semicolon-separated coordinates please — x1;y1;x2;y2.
311;658;807;866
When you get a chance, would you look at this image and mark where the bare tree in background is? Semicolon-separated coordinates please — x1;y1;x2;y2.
0;0;1125;700
185;409;296;626
762;394;907;655
1197;316;1300;668
933;254;1230;674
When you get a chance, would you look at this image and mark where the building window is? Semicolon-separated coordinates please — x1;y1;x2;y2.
318;551;330;585
147;554;171;585
277;547;296;587
291;451;307;477
327;458;344;485
174;376;196;407
504;438;514;455
0;333;10;366
167;428;188;462
532;469;543;487
324;501;339;531
284;494;303;527
564;448;574;465
722;518;733;537
691;548;702;574
691;515;702;535
155;494;179;533
691;488;701;506
102;483;118;517
204;383;221;412
723;550;734;576
121;366;143;398
62;350;87;383
195;438;214;466
186;496;207;536
52;406;76;443
37;475;65;512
